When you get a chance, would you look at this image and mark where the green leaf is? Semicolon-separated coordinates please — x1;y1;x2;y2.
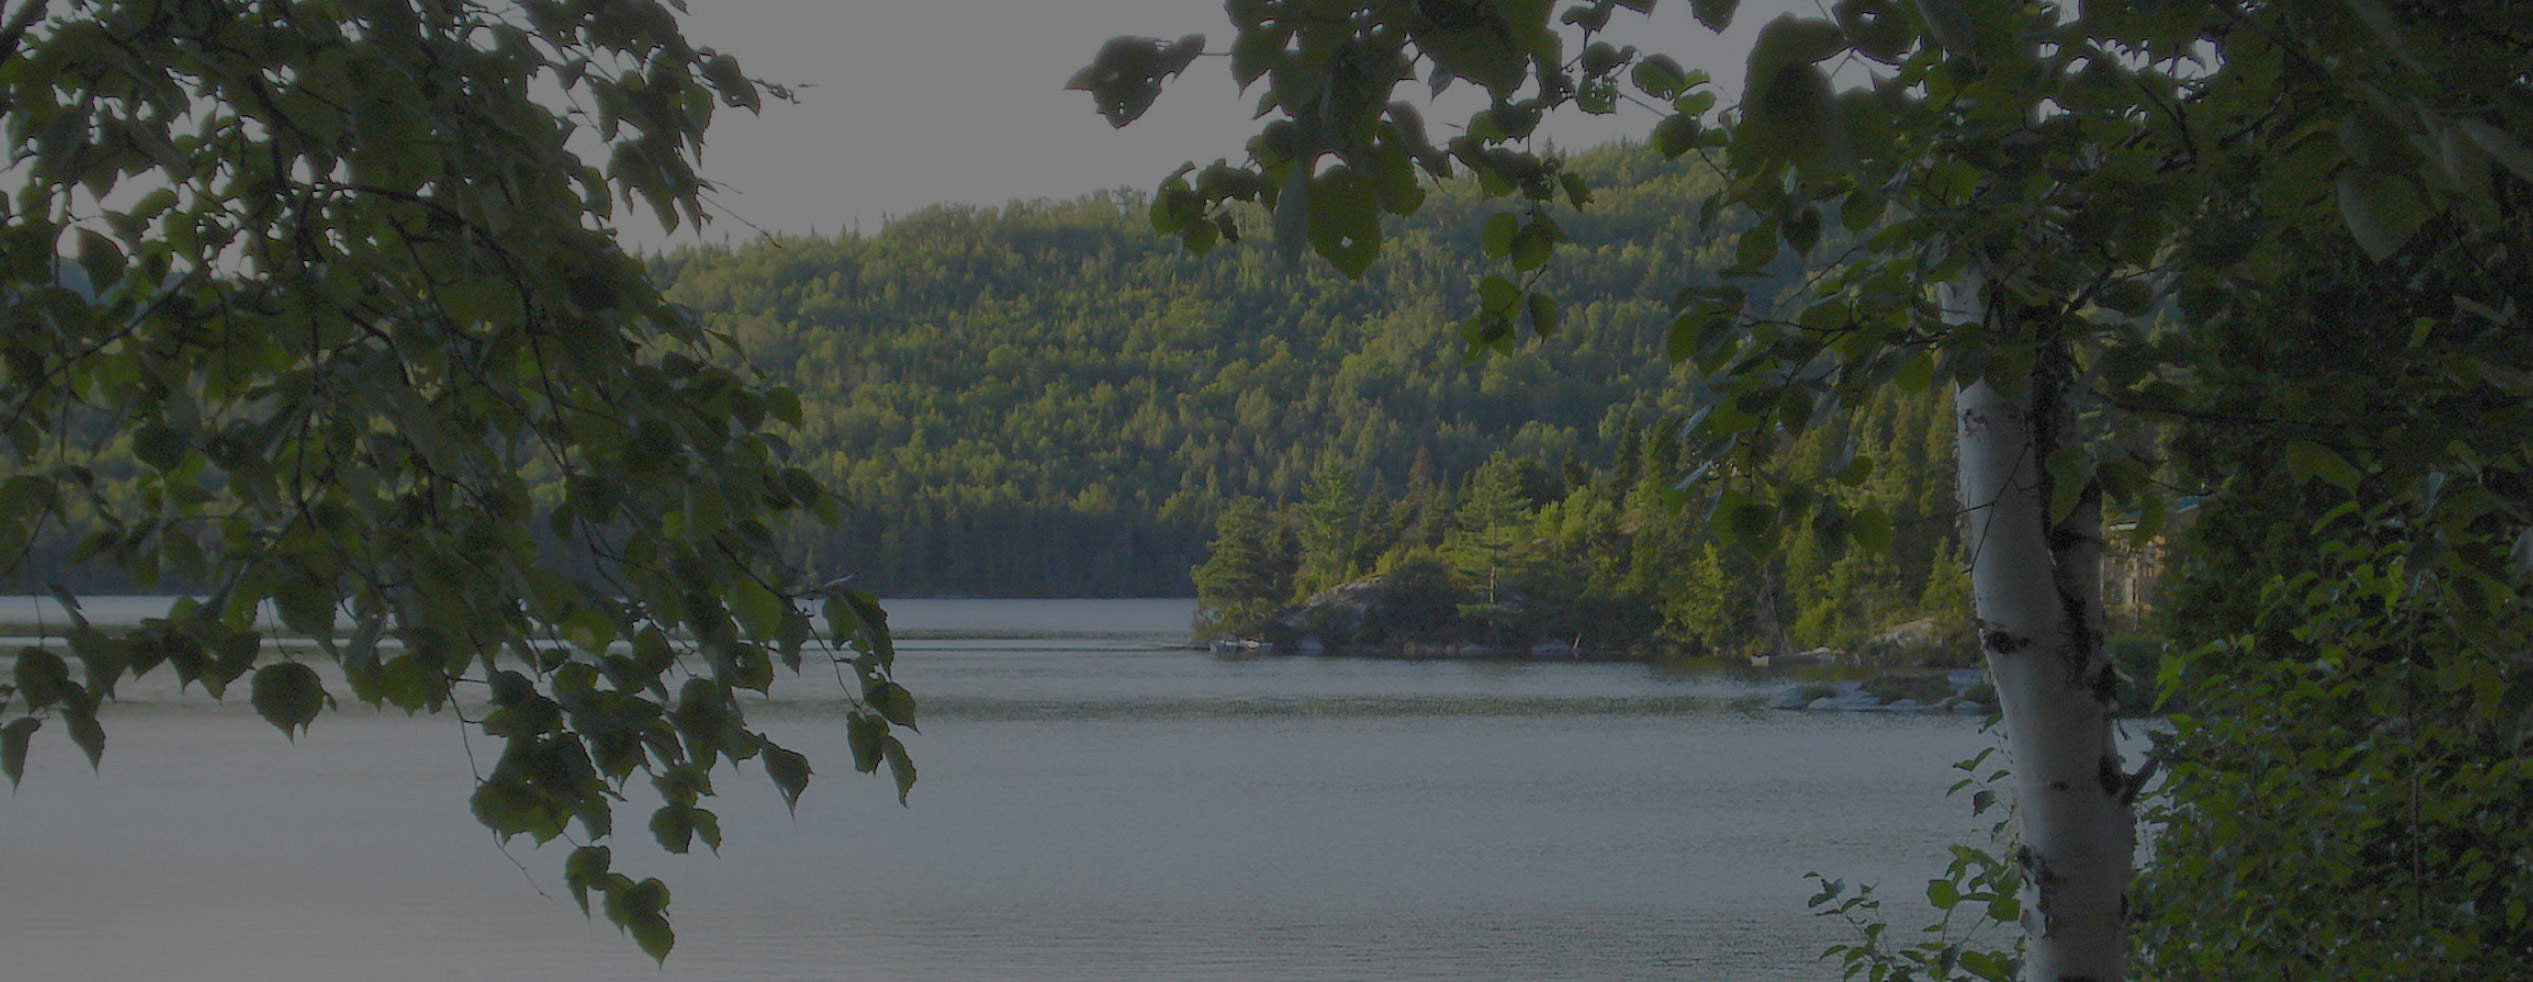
2096;279;2154;317
1420;23;1528;96
1747;16;1849;79
726;643;775;693
1894;351;1936;392
731;576;785;643
1734;221;1780;271
15;650;73;709
881;734;917;805
250;661;328;740
2283;440;2361;492
1631;55;1691;99
1839;188;1886;232
1927;877;1961;909
1558;172;1592;209
1726;502;1776;548
1580;41;1629;78
762;743;812;812
1651;114;1703;159
1849;508;1892;553
1509;223;1554;271
2045;445;2089;525
70;628;127;697
1525;292;1559;337
691;808;723;853
1911;0;1977;56
1307;166;1381;277
273;575;336;641
866;680;919;729
63;705;104;769
1835;454;1876;488
2;717;38;787
629;912;674;964
1230;26;1285;88
1690;0;1741;31
2335;168;2431;262
604;878;675;963
44;586;86;630
1833;0;1912;61
564;845;612;916
2457;118;2533;184
1737;62;1841;178
825;589;896;668
650;804;697;854
633;626;676;676
1478;274;1520;314
76;229;125;292
1482;212;1517;259
1783;206;1821;254
131;423;187;471
1960;949;2016;981
847;712;886;774
1069;35;1203;127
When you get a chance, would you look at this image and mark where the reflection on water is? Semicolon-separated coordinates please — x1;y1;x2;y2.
0;598;1998;982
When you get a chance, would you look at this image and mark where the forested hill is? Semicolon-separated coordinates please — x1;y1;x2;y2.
651;143;1784;597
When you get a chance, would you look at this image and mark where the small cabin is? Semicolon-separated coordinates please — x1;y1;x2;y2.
2101;498;2200;632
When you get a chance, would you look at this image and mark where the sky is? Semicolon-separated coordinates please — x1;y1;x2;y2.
628;0;1813;252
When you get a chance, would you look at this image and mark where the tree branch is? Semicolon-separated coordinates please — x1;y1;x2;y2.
0;0;50;69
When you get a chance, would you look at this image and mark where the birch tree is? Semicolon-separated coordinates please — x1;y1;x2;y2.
0;0;917;960
1945;279;2128;982
1076;0;2529;976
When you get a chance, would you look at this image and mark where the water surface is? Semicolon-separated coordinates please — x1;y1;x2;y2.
1;598;1997;981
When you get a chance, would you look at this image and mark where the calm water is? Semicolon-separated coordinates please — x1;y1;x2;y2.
1;598;1998;981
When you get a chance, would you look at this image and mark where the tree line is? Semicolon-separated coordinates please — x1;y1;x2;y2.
1191;380;1969;657
645;143;1797;599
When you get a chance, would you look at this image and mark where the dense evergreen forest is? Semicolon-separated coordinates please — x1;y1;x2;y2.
646;143;1966;653
652;143;1739;598
1188;382;1967;657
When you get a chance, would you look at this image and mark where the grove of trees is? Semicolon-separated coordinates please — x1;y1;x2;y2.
649;144;1746;598
1188;381;1971;658
1075;0;2533;978
0;0;915;958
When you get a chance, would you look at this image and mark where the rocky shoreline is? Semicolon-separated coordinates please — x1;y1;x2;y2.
1763;671;1993;714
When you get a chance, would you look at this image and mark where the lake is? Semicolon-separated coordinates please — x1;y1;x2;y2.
0;598;2000;981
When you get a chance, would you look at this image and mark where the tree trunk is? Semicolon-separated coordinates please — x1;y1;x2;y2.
1945;276;2134;982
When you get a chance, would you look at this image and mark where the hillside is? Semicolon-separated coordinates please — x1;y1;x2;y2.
653;143;1773;598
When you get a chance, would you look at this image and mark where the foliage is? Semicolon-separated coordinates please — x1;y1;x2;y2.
1190;497;1294;637
1192;387;1969;656
1069;0;2532;573
1081;0;2531;974
2138;530;2533;980
643;144;1759;598
2131;184;2533;978
0;0;915;959
1807;745;2023;982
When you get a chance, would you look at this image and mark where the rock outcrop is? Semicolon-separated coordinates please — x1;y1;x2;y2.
1764;671;1992;714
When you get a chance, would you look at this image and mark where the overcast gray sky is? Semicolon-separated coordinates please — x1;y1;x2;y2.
631;0;1810;252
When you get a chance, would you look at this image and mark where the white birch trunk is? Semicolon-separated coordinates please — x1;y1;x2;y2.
1944;275;2134;982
